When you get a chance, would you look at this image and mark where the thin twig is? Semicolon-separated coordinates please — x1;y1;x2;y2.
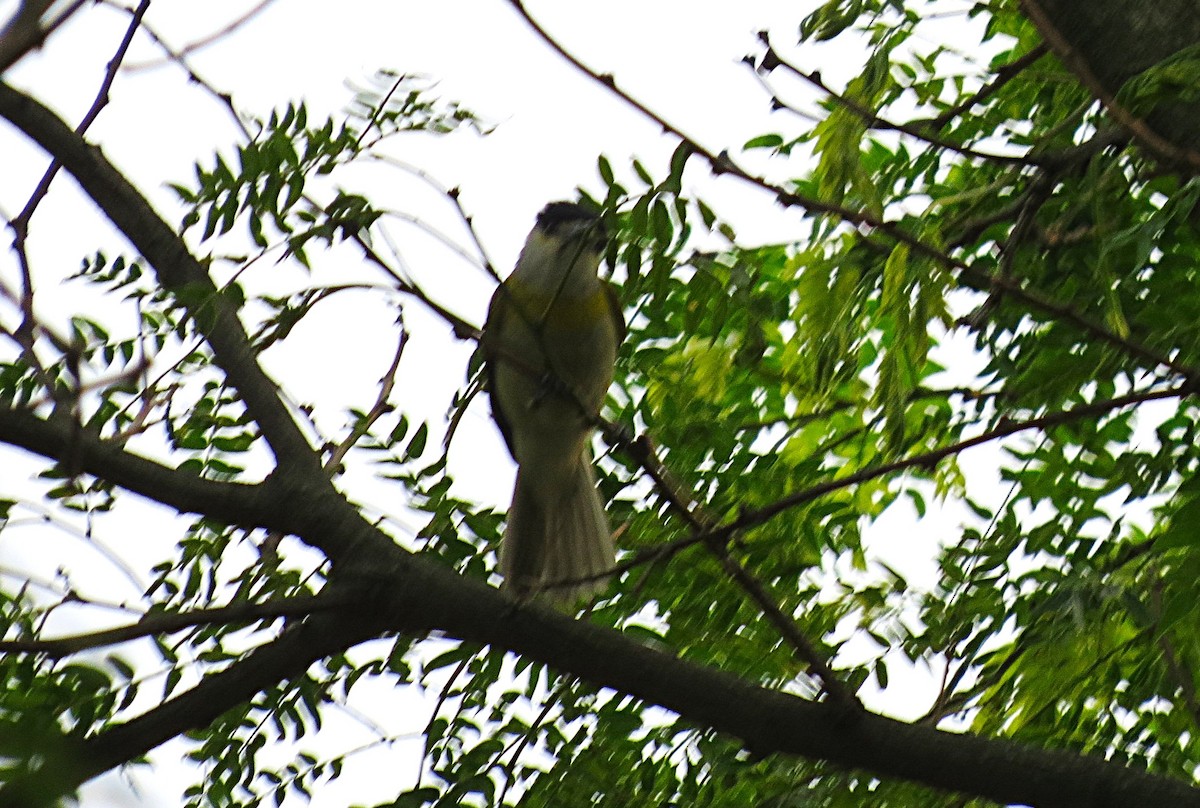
445;187;500;281
1151;575;1200;729
111;5;487;341
723;383;1191;544
10;0;149;236
100;0;253;138
324;322;407;472
381;209;490;273
367;154;499;279
353;70;408;149
592;427;858;705
924;43;1049;131
607;382;1191;581
415;655;473;789
756;33;1035;167
4;0;149;404
495;677;570;806
123;0;281;72
708;541;860;706
0;595;344;658
733;386;1001;435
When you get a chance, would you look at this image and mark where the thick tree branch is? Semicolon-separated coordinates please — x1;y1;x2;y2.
0;0;87;74
428;566;1200;808
0;80;321;471
1020;0;1200;168
0;407;272;526
2;505;1195;806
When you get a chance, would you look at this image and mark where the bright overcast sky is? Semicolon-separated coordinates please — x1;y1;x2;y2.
0;1;985;804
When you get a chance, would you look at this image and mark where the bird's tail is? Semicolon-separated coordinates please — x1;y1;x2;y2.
501;454;615;604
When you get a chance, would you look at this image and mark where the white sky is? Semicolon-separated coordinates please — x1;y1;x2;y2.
0;1;1003;805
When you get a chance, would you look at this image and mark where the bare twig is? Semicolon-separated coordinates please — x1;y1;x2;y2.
123;0;280;72
381;209;490;273
366;155;500;280
445;187;500;281
100;0;253;138
351;229;480;340
110;381;177;444
11;0;149;236
324;322;407;472
4;0;149;406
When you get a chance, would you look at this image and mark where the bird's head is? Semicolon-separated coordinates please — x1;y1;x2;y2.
533;201;607;255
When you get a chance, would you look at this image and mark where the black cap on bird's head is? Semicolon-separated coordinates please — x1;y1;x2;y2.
535;201;607;251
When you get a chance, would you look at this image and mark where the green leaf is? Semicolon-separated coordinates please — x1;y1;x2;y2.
744;133;784;150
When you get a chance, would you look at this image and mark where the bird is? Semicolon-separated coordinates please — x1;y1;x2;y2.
482;201;624;603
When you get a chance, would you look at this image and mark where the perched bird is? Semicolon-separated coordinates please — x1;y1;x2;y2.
483;201;624;602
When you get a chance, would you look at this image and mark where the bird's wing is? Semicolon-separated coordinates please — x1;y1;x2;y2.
482;284;518;457
604;281;626;344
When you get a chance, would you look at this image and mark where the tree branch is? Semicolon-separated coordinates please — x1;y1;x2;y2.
9;0;148;238
0;407;272;527
0;596;376;808
429;563;1200;808
0;80;322;471
0;11;1196;806
707;541;858;707
595;428;856;706
725;383;1191;541
923;43;1049;130
122;0;280;71
620;382;1190;573
0;594;342;658
1;500;1195;806
755;33;1036;167
1020;0;1200;170
0;0;87;74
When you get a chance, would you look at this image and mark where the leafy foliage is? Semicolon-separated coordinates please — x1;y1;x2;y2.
4;1;1200;806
